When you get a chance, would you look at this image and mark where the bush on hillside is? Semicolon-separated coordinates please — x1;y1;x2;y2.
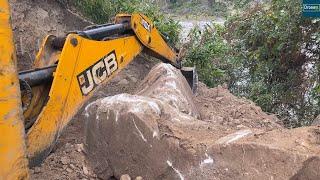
185;0;320;127
73;0;181;45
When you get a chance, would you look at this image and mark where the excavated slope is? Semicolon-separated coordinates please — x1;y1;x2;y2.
10;0;320;179
85;63;320;180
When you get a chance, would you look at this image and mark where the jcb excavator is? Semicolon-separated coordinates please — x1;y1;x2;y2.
0;1;197;179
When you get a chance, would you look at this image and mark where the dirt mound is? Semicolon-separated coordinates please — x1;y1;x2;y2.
85;64;221;179
30;143;97;180
10;0;90;70
195;83;282;130
85;64;320;180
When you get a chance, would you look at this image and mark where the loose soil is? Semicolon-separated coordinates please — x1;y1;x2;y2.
195;83;282;131
10;0;320;180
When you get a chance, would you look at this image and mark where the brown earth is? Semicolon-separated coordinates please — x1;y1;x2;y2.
9;0;91;71
85;64;320;180
195;83;282;131
9;0;320;179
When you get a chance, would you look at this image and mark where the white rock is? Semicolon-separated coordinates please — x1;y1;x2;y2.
118;79;129;85
83;165;89;176
120;174;131;180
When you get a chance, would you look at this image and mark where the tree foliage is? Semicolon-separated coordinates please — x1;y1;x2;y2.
184;24;241;87
186;0;320;127
73;0;181;45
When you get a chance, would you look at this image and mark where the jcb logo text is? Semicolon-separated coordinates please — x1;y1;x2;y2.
77;51;118;95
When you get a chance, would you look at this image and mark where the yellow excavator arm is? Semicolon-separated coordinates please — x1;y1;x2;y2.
24;13;181;166
0;1;197;179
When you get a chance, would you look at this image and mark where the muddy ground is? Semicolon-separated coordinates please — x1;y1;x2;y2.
10;0;320;179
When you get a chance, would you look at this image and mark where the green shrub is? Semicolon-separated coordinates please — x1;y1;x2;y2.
72;0;181;45
227;0;319;127
184;0;319;128
184;24;242;88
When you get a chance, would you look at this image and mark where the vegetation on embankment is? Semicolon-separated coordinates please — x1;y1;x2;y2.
184;0;320;127
70;0;181;46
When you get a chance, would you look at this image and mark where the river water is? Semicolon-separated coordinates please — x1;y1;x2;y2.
178;17;225;41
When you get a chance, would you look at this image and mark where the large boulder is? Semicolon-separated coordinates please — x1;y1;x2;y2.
84;63;320;180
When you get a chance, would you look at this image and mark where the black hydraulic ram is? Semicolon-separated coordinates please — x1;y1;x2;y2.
19;65;57;87
79;23;131;40
52;23;131;50
20;23;131;86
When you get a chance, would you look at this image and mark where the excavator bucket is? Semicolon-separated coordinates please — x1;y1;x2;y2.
181;67;198;94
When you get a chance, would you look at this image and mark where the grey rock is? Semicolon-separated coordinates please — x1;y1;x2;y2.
118;79;129;85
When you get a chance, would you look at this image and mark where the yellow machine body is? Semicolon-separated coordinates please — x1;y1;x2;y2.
0;1;29;179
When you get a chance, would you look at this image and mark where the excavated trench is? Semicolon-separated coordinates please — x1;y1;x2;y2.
10;0;320;179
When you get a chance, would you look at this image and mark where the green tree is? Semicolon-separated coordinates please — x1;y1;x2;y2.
186;0;320;127
227;0;320;127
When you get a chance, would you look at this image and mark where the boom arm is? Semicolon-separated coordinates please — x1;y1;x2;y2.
23;13;182;166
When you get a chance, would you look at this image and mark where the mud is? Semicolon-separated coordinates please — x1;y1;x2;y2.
85;64;320;180
9;0;90;70
85;64;205;179
195;83;282;130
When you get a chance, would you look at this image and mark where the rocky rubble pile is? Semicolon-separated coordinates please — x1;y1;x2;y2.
85;63;320;180
195;83;282;130
31;143;97;180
